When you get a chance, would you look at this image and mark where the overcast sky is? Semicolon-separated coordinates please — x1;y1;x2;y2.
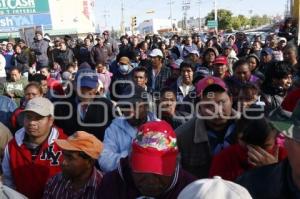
95;0;287;30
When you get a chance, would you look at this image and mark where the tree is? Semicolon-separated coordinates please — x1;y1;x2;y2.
231;17;242;30
206;9;233;30
238;15;249;28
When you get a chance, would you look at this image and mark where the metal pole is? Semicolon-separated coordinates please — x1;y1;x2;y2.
120;0;125;34
214;0;218;32
197;0;202;32
168;0;174;31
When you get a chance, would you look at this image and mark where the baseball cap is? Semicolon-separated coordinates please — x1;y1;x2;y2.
204;47;219;57
1;41;8;45
189;49;200;57
131;121;178;176
35;30;43;36
224;44;233;49
75;68;99;89
55;131;103;159
270;102;300;142
102;30;109;35
149;49;163;57
178;176;252;199
95;36;104;41
118;84;148;105
18;39;26;44
278;37;287;43
23;97;54;117
170;59;183;70
196;76;227;96
119;56;131;65
261;48;273;56
214;56;228;65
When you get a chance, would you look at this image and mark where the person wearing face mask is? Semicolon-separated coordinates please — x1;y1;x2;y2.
98;85;159;173
109;56;134;101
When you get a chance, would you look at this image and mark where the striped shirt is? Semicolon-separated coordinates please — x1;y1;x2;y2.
43;167;102;199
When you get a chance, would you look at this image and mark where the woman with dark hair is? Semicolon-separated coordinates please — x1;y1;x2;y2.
261;61;293;113
11;44;29;75
209;116;287;181
246;54;264;81
230;59;259;85
196;47;219;76
86;33;95;44
138;41;149;61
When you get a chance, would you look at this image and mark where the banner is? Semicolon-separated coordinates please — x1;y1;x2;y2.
0;13;51;32
19;26;43;47
0;0;49;15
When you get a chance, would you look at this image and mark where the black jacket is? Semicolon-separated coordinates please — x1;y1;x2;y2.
236;159;297;199
54;94;115;141
11;52;29;73
53;49;75;71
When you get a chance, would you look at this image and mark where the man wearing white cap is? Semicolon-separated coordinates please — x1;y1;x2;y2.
178;176;252;199
147;48;171;92
2;97;67;199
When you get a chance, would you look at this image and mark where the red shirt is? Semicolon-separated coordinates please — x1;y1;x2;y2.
209;144;287;181
4;127;67;199
281;88;300;112
47;77;64;95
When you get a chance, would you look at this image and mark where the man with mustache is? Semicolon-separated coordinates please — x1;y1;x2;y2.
2;97;67;199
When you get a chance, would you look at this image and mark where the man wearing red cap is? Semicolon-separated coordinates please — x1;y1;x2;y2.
98;121;196;198
176;76;238;178
213;56;230;80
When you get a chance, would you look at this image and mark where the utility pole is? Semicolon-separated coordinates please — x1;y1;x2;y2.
102;9;110;28
214;0;218;32
182;0;191;32
197;0;202;32
168;0;175;31
120;0;125;35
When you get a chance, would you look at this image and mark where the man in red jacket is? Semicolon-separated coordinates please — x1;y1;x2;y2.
2;97;67;199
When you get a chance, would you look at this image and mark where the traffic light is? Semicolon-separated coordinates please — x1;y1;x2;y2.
131;16;137;27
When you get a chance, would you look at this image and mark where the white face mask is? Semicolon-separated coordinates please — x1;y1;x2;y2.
119;64;129;73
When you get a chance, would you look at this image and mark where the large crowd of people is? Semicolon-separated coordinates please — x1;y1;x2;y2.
0;17;300;199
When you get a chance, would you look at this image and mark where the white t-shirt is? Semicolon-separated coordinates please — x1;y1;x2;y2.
0;54;6;78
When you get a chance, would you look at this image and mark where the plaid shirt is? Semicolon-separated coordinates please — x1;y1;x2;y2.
147;65;171;92
43;167;102;199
